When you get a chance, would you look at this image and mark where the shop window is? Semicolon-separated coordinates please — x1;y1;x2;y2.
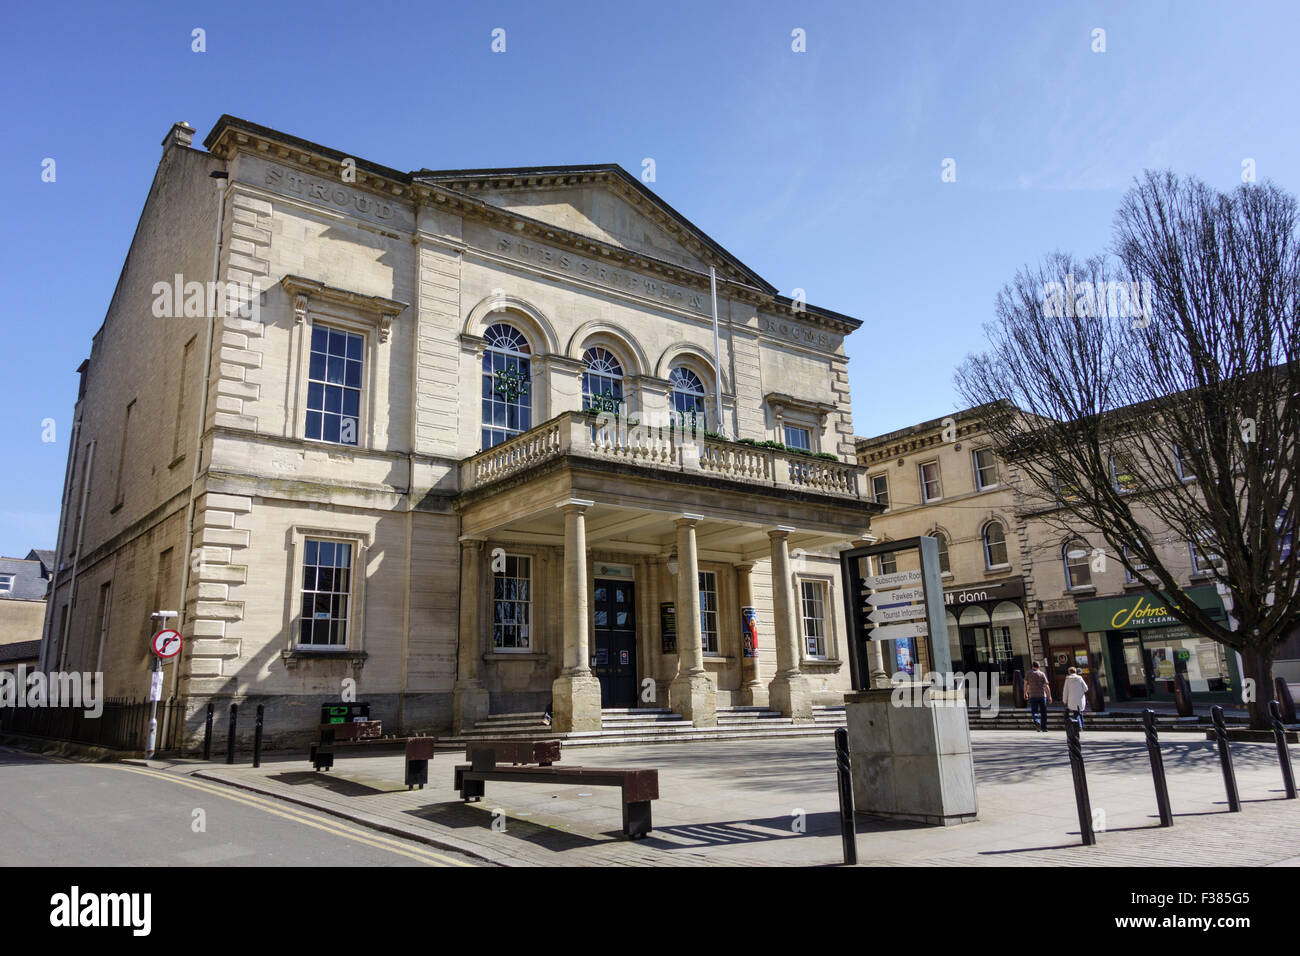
482;323;533;449
1064;539;1092;589
982;521;1008;569
306;326;363;446
699;570;719;654
800;580;829;658
919;461;942;502
972;448;998;490
299;539;352;646
868;474;889;509
492;554;532;651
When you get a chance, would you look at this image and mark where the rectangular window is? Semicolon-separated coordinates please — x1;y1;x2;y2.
920;461;942;502
1191;534;1223;574
877;551;898;575
1122;545;1148;584
783;425;812;451
972;448;997;490
492;554;531;651
1173;445;1196;482
305;326;363;446
868;474;889;509
113;399;135;508
800;580;828;658
0;574;13;593
699;571;719;654
299;539;353;646
172;335;196;461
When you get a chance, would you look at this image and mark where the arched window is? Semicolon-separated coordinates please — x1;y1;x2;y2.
669;366;708;430
1064;539;1092;589
982;521;1008;569
932;530;951;574
582;347;624;413
482;323;532;449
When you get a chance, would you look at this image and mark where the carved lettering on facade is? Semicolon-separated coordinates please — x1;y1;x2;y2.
264;165;393;220
495;236;706;313
759;316;831;347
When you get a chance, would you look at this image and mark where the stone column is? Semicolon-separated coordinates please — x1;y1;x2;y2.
735;562;767;706
452;537;491;734
768;527;813;721
669;515;717;726
551;500;602;732
853;536;890;689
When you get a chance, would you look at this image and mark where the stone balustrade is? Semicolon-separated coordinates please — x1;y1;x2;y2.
461;411;863;498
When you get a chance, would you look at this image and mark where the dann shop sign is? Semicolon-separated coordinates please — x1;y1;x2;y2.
1077;586;1225;633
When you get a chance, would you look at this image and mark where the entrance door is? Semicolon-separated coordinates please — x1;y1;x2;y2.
592;579;637;708
1046;628;1089;699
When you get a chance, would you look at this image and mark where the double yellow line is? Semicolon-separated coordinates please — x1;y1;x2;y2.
103;763;474;867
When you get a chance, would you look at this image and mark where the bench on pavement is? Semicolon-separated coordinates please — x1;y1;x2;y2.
452;740;658;839
309;724;439;789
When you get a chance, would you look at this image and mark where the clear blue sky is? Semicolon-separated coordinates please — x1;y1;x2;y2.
3;0;1297;556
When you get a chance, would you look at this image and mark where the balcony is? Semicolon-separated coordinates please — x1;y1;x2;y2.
461;410;864;499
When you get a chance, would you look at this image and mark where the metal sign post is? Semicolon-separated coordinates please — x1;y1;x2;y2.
146;614;181;759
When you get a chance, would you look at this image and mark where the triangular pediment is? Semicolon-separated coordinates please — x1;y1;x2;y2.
414;165;772;291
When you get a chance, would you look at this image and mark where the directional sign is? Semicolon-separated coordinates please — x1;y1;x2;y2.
867;603;928;625
870;585;927;607
868;620;929;642
151;629;183;659
861;569;923;592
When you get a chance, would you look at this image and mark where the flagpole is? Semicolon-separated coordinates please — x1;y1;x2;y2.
709;266;724;438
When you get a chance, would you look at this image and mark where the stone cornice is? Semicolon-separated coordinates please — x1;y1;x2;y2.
204;116;863;335
280;275;408;342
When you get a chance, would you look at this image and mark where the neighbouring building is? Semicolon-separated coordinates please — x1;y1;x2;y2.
854;406;1032;702
42;116;881;746
0;550;53;677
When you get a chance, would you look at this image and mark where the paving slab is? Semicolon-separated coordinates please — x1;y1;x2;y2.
171;730;1300;866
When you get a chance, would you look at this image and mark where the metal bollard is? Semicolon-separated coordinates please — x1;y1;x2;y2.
833;728;857;865
226;703;238;765
1066;715;1096;845
202;702;214;761
1210;705;1241;812
1269;700;1296;799
253;704;265;769
1142;710;1174;827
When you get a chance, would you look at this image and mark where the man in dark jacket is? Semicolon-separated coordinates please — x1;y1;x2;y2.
1025;661;1052;732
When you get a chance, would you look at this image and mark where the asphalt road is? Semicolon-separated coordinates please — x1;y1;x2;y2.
0;746;481;867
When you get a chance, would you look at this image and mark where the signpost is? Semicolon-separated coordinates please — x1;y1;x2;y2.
146;613;180;759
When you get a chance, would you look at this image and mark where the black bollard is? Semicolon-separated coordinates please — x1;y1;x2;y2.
1066;715;1096;845
1142;710;1173;827
1269;700;1297;799
834;728;857;865
1210;705;1241;812
202;702;214;760
253;704;265;769
226;703;238;765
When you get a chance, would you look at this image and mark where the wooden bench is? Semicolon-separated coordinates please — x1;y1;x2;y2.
310;724;439;789
453;740;658;839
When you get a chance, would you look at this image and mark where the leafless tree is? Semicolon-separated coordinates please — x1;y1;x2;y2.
956;171;1299;729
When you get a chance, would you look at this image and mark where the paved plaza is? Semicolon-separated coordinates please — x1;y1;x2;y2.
144;730;1300;867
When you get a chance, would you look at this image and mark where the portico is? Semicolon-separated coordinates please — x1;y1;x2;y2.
451;411;880;733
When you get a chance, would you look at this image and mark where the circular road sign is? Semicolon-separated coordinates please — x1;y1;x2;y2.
151;629;183;659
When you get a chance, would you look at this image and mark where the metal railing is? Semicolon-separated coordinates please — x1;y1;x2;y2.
0;696;185;754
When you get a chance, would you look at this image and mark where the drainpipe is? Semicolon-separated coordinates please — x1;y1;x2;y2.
174;168;228;700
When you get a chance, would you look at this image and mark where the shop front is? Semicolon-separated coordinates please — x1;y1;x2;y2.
1078;587;1240;705
942;577;1031;701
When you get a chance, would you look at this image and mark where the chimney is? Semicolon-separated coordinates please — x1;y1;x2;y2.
162;121;195;153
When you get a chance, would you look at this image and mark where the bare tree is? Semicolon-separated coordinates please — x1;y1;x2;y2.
957;171;1299;729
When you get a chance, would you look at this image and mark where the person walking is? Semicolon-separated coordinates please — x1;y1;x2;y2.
1025;660;1052;732
1062;665;1089;731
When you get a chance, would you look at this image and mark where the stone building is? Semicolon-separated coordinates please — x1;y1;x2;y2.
41;116;880;744
857;404;1248;707
854;406;1032;701
0;550;52;676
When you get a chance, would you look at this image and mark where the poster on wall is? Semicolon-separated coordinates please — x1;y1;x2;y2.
895;639;916;676
660;603;677;653
741;606;759;659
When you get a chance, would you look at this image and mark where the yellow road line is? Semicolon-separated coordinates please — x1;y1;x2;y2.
102;763;472;867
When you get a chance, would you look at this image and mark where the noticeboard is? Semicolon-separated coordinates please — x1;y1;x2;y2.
660;603;677;653
321;702;370;725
